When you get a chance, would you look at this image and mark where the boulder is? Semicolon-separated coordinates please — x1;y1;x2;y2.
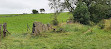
32;22;41;35
32;22;53;35
42;24;46;32
44;24;49;31
47;24;52;30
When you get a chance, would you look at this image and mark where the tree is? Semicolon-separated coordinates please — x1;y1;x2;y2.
32;9;39;14
88;0;111;23
61;0;77;13
48;0;111;25
73;2;90;25
40;9;45;13
49;0;63;25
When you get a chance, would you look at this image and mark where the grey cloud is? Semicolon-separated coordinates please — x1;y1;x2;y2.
0;0;53;14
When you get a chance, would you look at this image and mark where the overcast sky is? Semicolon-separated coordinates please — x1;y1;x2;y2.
0;0;53;14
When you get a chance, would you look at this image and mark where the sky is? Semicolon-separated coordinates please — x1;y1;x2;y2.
0;0;53;14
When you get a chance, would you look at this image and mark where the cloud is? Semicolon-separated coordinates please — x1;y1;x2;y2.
0;0;53;14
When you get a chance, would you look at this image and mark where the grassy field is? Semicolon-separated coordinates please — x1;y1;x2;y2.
0;13;71;33
0;13;111;49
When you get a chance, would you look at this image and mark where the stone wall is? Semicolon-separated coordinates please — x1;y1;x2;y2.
32;22;52;35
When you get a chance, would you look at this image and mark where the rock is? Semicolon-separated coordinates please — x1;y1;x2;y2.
47;24;52;30
44;24;49;31
42;24;46;32
34;28;40;35
36;22;43;33
32;23;35;33
32;22;53;35
32;22;41;35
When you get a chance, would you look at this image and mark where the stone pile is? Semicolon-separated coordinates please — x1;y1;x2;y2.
32;22;52;35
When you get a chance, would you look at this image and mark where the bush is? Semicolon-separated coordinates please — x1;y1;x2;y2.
73;2;90;25
89;21;95;26
73;1;111;25
51;18;59;26
98;20;105;29
104;19;111;30
98;19;111;31
89;3;107;23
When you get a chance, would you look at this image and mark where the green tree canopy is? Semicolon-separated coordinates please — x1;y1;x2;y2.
48;0;111;25
40;9;45;13
32;9;39;14
73;2;90;25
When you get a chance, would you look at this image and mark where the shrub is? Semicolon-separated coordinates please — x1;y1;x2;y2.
89;21;95;26
104;19;111;30
89;3;107;23
98;19;111;30
98;20;105;29
51;18;59;26
73;2;90;25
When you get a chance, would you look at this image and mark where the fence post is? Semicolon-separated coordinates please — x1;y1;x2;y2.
3;23;7;37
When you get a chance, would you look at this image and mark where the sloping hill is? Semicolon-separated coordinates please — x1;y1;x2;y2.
0;13;71;33
1;13;111;49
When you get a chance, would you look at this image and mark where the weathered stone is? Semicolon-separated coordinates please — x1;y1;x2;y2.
32;22;44;35
47;24;52;30
42;24;46;32
32;22;40;35
32;23;35;34
34;28;40;35
37;22;43;33
32;22;53;35
44;24;48;31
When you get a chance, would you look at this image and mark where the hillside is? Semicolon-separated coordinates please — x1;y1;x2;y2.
0;13;111;49
0;13;71;33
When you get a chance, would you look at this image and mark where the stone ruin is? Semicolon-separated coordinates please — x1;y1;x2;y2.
0;23;10;40
32;22;52;35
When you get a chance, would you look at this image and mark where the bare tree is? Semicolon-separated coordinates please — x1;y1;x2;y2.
49;0;77;13
49;0;65;25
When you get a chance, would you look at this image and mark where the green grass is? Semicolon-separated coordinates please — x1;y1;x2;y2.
0;13;71;33
0;13;111;49
1;24;111;49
